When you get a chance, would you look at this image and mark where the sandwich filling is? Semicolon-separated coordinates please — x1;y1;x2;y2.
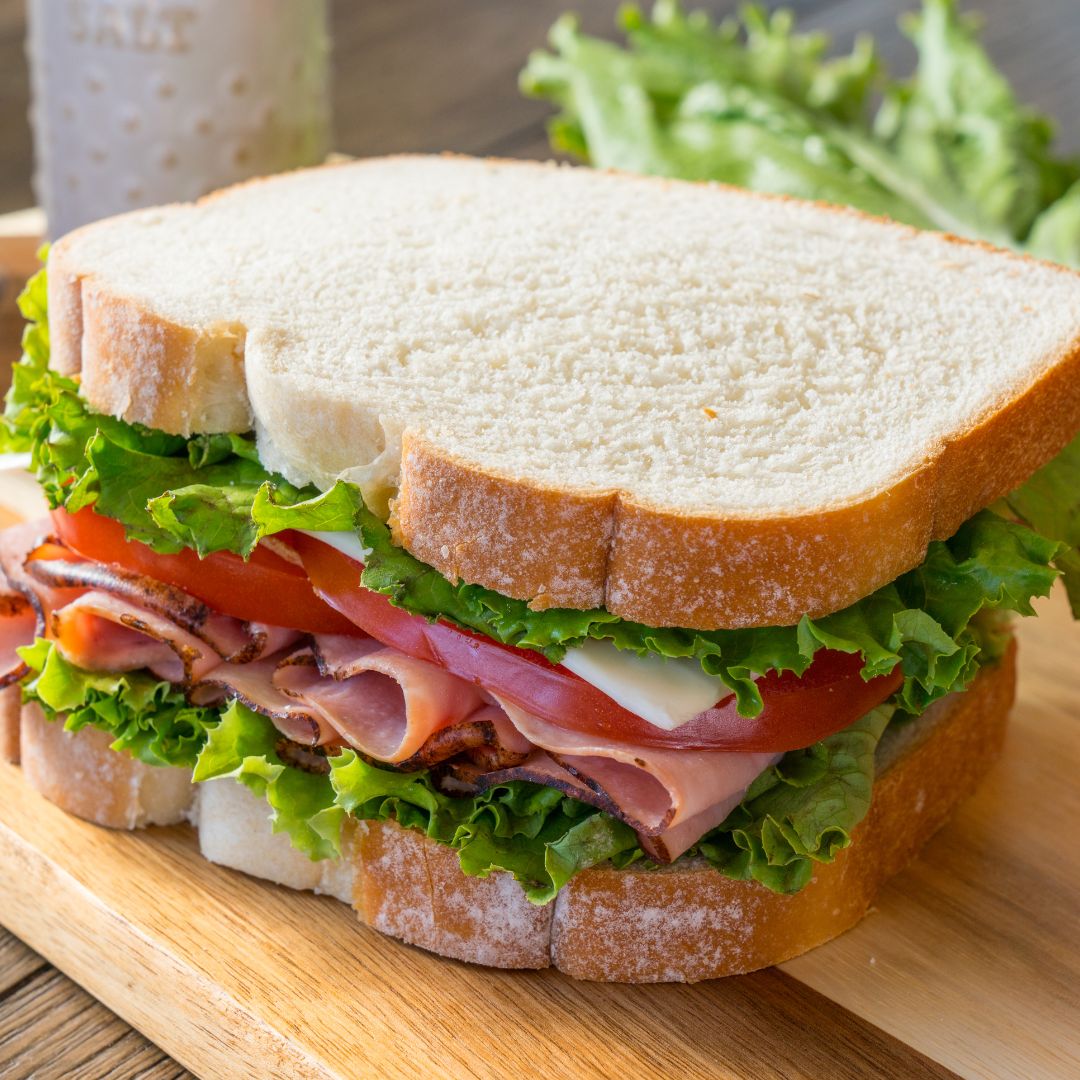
1;264;1078;902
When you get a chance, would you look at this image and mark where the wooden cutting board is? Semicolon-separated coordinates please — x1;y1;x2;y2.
0;230;1078;1078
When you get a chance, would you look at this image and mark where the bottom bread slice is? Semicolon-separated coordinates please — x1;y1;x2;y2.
8;647;1015;982
18;701;194;829
349;646;1015;981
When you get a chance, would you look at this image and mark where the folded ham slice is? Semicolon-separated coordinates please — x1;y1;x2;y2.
50;588;299;685
273;635;487;763
52;590;227;683
191;654;332;746
487;699;781;862
474;746;771;864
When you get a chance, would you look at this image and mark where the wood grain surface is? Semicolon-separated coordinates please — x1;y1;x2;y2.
0;781;961;1080
0;934;191;1080
0;1;1079;1077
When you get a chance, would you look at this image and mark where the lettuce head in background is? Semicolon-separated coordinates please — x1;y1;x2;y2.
522;0;1080;264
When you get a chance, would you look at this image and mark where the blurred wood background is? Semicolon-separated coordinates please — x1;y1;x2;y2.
0;1;1077;1077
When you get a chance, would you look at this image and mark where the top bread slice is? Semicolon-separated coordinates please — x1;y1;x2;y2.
46;155;1080;629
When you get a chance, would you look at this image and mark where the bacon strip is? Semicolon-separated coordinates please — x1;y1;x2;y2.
27;557;298;663
0;591;37;688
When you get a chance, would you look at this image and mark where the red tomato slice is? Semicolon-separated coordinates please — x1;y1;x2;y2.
286;531;903;752
51;507;361;636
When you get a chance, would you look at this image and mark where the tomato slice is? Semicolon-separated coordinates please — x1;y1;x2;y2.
286;531;903;752
51;508;361;636
51;508;904;751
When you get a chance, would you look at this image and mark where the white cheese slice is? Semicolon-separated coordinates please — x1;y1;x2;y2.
298;529;727;731
560;638;727;731
299;530;373;564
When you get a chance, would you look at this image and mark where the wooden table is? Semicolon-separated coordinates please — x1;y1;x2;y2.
0;2;1078;1077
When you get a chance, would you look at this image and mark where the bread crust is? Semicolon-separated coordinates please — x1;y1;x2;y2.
0;685;20;763
48;156;1080;627
394;336;1080;627
49;239;251;434
349;818;554;969
347;646;1015;981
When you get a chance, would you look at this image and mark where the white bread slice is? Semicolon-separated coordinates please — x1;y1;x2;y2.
10;646;1013;980
18;702;193;828
194;777;353;903
48;155;1080;629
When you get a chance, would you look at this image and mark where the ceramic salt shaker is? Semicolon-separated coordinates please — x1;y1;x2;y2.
27;0;331;238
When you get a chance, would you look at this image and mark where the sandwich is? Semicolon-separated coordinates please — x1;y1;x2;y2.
1;155;1079;982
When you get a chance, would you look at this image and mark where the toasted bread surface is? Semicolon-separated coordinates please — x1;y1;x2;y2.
47;156;1080;627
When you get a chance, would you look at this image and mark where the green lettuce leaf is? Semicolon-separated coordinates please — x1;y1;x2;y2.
697;704;893;891
1002;434;1080;616
17;638;218;769
874;0;1077;244
1028;180;1080;266
522;4;930;226
192;700;344;861
522;0;1080;261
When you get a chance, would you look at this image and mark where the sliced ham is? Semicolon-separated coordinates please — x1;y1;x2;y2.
475;748;762;864
191;653;332;746
491;698;781;861
51;590;225;683
273;635;487;762
636;799;748;864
